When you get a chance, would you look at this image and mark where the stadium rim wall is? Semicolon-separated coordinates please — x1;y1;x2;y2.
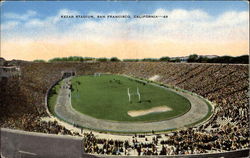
1;128;249;158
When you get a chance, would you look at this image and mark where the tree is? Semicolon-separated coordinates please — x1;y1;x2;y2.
110;57;120;62
173;58;181;62
197;56;208;63
123;59;139;62
141;58;158;62
48;56;95;62
159;56;170;62
187;54;199;62
232;55;249;64
97;58;108;62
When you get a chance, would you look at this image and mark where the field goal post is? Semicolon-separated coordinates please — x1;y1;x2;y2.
127;87;141;103
94;72;101;77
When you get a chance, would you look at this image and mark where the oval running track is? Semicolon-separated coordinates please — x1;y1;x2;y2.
54;77;211;133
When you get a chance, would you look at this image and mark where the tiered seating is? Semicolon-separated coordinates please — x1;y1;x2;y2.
0;61;248;156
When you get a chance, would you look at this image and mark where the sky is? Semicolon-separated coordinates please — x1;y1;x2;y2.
0;1;249;61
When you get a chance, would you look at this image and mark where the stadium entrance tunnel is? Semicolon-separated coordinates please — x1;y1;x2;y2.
61;70;76;79
48;74;214;133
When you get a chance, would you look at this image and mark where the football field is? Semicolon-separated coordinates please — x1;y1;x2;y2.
70;74;191;122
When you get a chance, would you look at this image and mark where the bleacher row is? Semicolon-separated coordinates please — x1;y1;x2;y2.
0;62;249;156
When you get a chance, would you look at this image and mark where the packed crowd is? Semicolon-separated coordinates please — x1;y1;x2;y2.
83;62;249;155
0;61;249;155
0;62;80;136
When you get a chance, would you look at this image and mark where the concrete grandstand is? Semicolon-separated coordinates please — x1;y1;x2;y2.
0;59;249;158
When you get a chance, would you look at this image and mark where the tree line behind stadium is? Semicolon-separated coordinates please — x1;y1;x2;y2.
33;54;249;64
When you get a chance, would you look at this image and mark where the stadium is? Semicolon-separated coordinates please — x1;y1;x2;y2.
1;1;249;157
0;58;249;158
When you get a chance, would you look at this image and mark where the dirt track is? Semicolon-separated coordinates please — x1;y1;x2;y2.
55;77;211;133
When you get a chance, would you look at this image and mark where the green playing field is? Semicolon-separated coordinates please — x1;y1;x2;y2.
70;74;191;122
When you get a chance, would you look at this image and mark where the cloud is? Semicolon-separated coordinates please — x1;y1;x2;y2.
59;8;80;16
1;8;249;44
1;21;19;30
24;19;44;28
4;10;37;21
